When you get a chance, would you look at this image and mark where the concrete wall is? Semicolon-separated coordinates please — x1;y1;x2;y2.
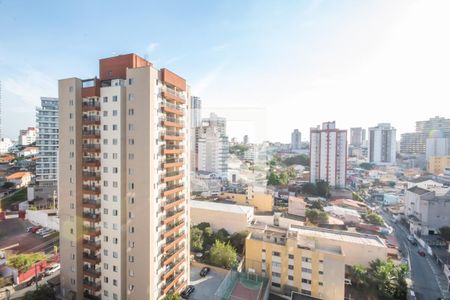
26;209;59;231
190;206;252;233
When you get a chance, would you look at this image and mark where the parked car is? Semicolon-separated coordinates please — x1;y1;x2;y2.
31;226;42;233
26;226;33;232
418;250;426;257
200;267;210;277
36;228;46;235
44;263;61;276
39;229;53;236
181;285;195;299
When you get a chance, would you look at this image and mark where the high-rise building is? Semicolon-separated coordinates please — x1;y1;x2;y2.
290;129;301;150
310;121;347;187
18;127;37;146
350;127;363;147
36;97;59;186
428;156;450;175
197;113;228;178
416;116;450;135
243;134;249;144
58;54;190;300
401;116;450;155
190;96;201;173
400;132;426;154
368;123;396;165
426;132;450;160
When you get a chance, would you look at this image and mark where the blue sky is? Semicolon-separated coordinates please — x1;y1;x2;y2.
1;0;450;142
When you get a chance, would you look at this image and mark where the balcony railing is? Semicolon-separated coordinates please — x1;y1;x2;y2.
82;103;101;112
162;244;185;266
83;253;101;264
161;195;185;211
82;130;101;139
82;279;101;292
161;102;184;116
83;212;101;222
162;232;185;252
83;266;101;278
82;199;101;209
83;185;101;195
82;145;101;152
162;268;185;294
82;171;101;181
82;116;101;125
83;226;101;236
82;158;101;167
83;239;101;251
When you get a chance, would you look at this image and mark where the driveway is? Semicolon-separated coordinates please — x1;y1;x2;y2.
189;265;227;300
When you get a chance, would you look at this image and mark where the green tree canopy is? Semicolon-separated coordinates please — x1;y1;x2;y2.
190;227;204;252
359;162;375;170
229;231;249;254
315;180;330;198
164;293;181;300
306;209;328;225
23;284;56;300
7;252;47;272
209;240;238;269
283;154;310;167
364;212;384;226
439;226;450;241
216;228;230;242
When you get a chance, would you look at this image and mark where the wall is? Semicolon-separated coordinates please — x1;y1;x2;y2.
26;209;59;231
190;206;252;233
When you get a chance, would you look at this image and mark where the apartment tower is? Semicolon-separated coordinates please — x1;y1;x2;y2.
368;123;396;165
59;54;190;300
310;121;347;187
291;129;301;150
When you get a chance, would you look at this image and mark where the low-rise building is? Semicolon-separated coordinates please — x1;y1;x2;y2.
222;186;273;212
288;196;306;217
428;156;450;175
323;206;361;224
17;146;38;157
245;224;345;299
329;198;368;212
405;186;450;235
6;172;32;188
190;200;254;233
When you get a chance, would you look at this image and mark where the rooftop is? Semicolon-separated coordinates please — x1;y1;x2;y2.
407;186;432;195
190;199;254;215
290;225;386;248
6;171;32;180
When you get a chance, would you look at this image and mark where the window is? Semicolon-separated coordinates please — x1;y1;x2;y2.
70;278;75;285
288;254;294;259
271;282;281;288
128;138;134;145
103;249;108;256
103;181;108;187
113;195;118;202
113;238;118;244
104;263;108;270
113;167;118;174
301;267;312;274
113;279;117;286
113;209;118;216
103;97;108;103
113;224;118;230
301;290;311;296
319;282;323;286
129;241;135;248
302;257;311;262
319;270;324;275
128;93;134;101
104;276;109;283
128;153;134;159
113;293;118;300
129;284;135;291
103;167;108;173
113;138;118;145
103;125;108;131
128;124;134;131
103;153;108;159
302;279;312;284
288;275;294;281
113;181;118;188
128;108;134;115
113;252;118;258
271;272;281;278
113;125;118;131
272;251;280;257
129;197;135;204
129;256;134;262
112;109;117;116
103;208;108;214
113;265;118;272
288;265;294;270
103;111;108;117
103;139;108;145
104;290;109;297
113;153;118;159
112;95;118;102
129;78;134;85
103;195;108;201
129;226;135;233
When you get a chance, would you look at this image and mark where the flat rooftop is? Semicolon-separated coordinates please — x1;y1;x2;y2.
290;225;386;248
190;199;254;215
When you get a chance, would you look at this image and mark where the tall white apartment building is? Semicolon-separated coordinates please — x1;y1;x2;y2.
18;127;37;146
197;114;229;178
190;96;201;173
290;129;301;150
368;123;396;165
58;54;190;300
310;121;347;187
36;97;59;186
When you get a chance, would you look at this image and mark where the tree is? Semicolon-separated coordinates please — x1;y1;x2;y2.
365;212;384;226
267;172;281;186
367;259;407;299
301;183;317;195
190;227;204;252
279;172;289;185
164;293;181;300
283;154;310;167
23;284;56;300
209;240;238;269
216;228;230;242
196;222;211;231
2;182;14;189
348;265;368;287
439;226;450;241
315;180;330;198
7;252;47;273
309;201;324;211
305;209;328;225
229;231;249;254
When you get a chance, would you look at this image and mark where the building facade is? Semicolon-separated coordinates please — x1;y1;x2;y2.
310;121;347;187
426;135;450;160
416;116;450;135
18;127;37;146
428;156;450;175
368;123;396;165
400;132;426;154
350;127;364;147
36;97;59;186
291;129;301;150
245;224;345;299
190;96;201;173
58;54;190;300
197;113;228;178
0;137;14;154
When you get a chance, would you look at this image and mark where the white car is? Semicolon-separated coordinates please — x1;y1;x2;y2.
44;264;60;276
36;228;46;235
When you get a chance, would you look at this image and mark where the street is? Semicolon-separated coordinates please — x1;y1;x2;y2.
382;211;447;300
8;272;59;300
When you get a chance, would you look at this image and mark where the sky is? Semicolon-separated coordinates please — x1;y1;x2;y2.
1;0;450;143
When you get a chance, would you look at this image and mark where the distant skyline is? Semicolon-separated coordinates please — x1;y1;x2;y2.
1;0;450;142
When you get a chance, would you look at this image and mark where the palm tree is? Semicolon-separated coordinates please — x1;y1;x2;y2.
348;265;368;287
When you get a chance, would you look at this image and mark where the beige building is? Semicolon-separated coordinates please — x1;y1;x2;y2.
287;196;306;217
428;156;450;175
6;171;32;188
222;185;273;212
58;54;190;300
245;224;345;299
190;200;254;233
